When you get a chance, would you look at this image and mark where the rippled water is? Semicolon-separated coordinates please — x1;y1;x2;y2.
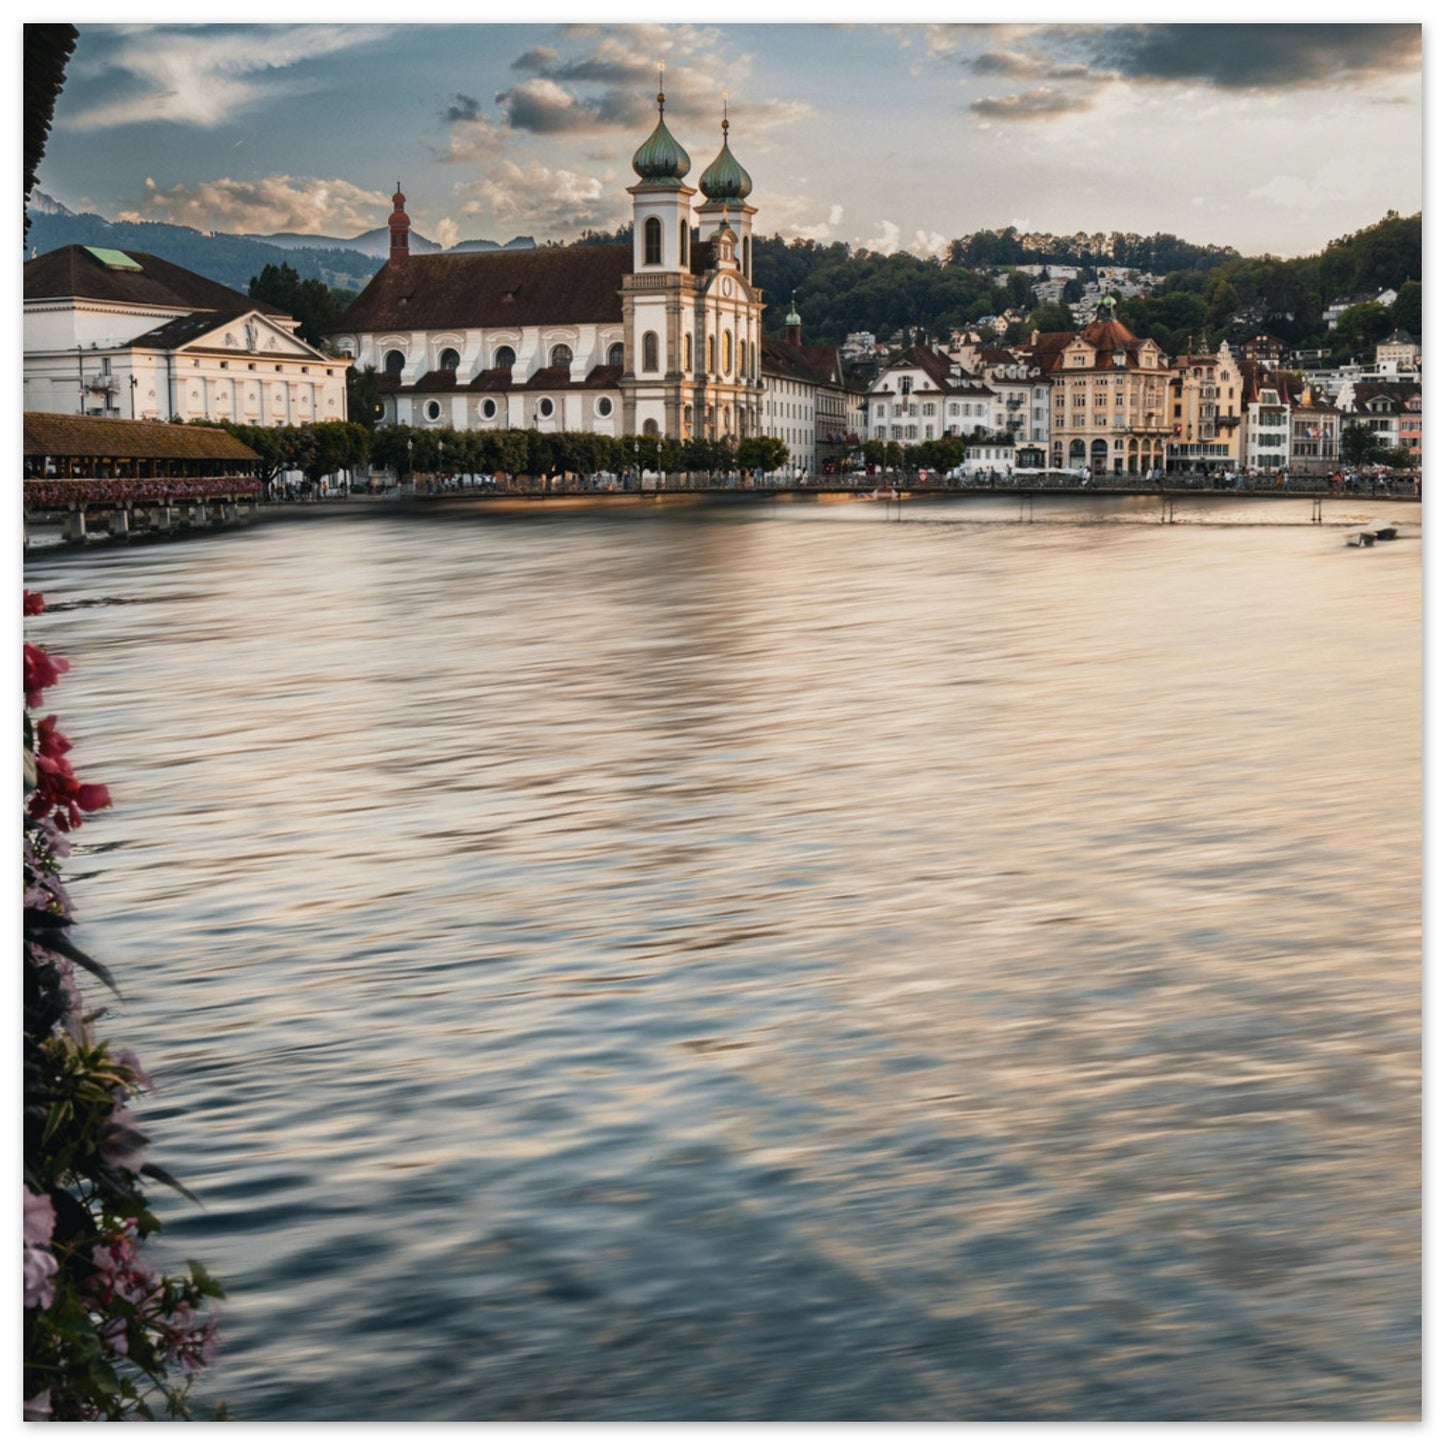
24;495;1420;1420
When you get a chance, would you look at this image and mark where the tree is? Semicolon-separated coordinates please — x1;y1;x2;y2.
248;263;342;348
1391;281;1421;338
346;365;383;431
738;435;790;473
1340;423;1388;468
303;421;369;485
1027;302;1075;334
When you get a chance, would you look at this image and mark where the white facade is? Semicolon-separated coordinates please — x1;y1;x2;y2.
23;253;346;426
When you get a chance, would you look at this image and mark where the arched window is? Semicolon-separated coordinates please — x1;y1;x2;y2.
643;418;660;438
439;347;460;372
723;331;733;375
550;343;573;368
494;346;516;372
608;342;624;367
644;216;662;266
684;333;692;372
383;349;405;375
680;220;689;266
743;236;751;278
707;335;716;373
643;331;659;372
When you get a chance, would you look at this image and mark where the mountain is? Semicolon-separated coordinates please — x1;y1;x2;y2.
27;189;74;217
23;206;541;296
244;225;442;258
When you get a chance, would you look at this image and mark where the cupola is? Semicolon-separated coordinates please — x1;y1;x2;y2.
631;68;690;186
388;182;410;270
698;93;753;205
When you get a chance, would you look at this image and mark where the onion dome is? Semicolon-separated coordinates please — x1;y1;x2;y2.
784;293;802;327
699;100;752;204
632;86;690;184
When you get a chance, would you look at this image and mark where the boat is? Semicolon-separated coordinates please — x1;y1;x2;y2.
1365;520;1398;541
1346;530;1376;547
866;486;901;501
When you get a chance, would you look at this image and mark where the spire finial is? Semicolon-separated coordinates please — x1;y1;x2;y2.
657;59;665;112
722;88;729;134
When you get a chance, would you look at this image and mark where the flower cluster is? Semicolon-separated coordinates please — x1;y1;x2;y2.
23;589;224;1420
24;476;264;509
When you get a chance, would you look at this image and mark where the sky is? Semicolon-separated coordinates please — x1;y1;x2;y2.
27;12;1426;262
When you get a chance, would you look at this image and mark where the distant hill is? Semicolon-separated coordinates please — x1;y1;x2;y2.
22;208;541;296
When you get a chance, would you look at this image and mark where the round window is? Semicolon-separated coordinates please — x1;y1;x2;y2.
481;398;497;420
597;397;613;418
425;400;442;422
538;398;554;419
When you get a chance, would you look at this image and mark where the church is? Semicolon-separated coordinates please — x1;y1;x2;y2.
328;85;766;447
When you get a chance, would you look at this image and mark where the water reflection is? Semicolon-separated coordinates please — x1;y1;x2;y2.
24;499;1420;1420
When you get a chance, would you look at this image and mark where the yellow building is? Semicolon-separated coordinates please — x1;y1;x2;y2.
1166;341;1244;475
1030;300;1171;478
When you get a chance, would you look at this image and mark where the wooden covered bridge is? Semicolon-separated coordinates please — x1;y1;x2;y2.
23;413;264;543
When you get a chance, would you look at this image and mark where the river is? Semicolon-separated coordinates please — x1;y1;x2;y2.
22;493;1421;1420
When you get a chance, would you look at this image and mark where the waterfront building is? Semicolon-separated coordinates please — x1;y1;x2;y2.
759;300;862;475
22;245;347;426
1333;379;1423;466
1238;366;1293;474
946;340;1051;463
1165;342;1244;474
860;345;1005;456
328;90;765;447
1288;388;1343;477
1027;300;1171;477
1374;330;1421;374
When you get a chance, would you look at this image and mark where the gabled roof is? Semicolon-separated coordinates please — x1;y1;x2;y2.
762;335;842;388
871;344;992;396
333;245;632;334
23;412;260;462
125;308;318;358
23;244;288;318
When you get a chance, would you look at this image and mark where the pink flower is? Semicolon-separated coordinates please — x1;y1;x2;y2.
24;1186;55;1248
23;1390;51;1421
24;590;45;616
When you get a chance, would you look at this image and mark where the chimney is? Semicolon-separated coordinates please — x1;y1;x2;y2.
388;182;410;270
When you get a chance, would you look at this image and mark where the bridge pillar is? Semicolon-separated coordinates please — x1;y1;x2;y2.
62;508;87;544
111;508;130;539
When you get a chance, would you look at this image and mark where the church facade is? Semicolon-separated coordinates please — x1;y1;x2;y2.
328;89;766;446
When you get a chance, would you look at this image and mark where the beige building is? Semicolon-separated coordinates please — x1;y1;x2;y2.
1030;300;1171;477
1166;341;1245;474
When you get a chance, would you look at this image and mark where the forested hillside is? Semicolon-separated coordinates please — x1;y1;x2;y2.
26;206;1420;366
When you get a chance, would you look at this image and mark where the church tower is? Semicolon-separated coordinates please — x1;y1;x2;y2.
696;93;756;283
621;66;697;440
691;96;765;443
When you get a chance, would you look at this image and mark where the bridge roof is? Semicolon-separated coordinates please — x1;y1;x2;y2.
23;412;260;462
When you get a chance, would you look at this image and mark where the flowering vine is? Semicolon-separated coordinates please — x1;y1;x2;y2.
23;589;224;1420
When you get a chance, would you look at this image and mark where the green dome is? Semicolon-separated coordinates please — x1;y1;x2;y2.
632;98;691;184
699;125;753;203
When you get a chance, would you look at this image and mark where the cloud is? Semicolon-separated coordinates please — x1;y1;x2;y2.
777;202;845;244
970;89;1096;121
61;25;388;130
443;93;483;124
1074;22;1420;91
455;161;622;236
437;23;799;150
114;174;391;236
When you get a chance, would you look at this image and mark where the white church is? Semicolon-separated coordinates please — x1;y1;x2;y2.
328;85;767;446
